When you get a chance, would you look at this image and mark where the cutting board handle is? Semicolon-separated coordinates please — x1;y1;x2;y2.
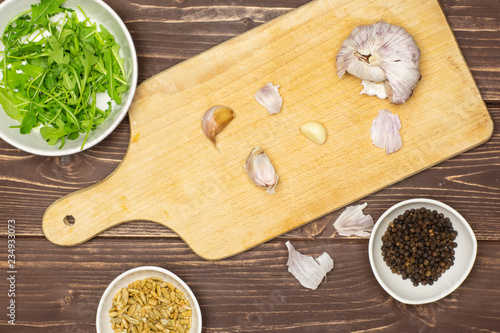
42;173;134;246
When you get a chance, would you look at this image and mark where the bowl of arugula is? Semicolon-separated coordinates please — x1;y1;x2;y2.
0;0;137;156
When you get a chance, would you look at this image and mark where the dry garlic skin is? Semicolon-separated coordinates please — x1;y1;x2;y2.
286;241;334;290
333;203;374;237
336;21;421;104
370;109;402;154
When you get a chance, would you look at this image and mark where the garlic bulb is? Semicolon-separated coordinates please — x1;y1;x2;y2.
370;109;402;154
254;82;283;114
286;241;334;290
333;203;374;237
336;21;421;104
244;147;279;194
201;106;234;144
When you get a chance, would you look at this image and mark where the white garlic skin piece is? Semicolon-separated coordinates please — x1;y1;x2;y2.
336;21;421;104
286;241;334;290
254;82;283;114
333;203;374;237
244;147;279;194
370;109;402;154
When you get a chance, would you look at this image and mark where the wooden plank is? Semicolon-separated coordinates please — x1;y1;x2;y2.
0;0;498;241
0;1;498;332
0;238;499;332
41;0;493;259
439;0;500;102
1;106;498;242
100;0;500;100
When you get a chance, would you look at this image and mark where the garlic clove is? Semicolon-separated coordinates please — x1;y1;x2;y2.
360;80;389;100
254;82;283;114
300;121;327;144
244;147;279;194
336;21;421;104
201;106;234;144
380;59;419;104
370;109;402;154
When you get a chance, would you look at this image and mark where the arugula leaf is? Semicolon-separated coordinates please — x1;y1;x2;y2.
40;124;70;145
4;67;31;90
30;58;48;69
30;0;65;27
20;105;37;134
2;14;31;48
61;72;76;91
98;24;111;39
20;63;45;78
82;91;97;149
111;43;126;80
103;46;120;105
0;87;23;121
47;35;69;65
79;48;98;87
44;68;62;91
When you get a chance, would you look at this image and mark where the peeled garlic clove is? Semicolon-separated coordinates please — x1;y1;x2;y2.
333;203;374;237
201;106;234;144
300;121;327;144
244;147;279;194
360;80;389;100
370;109;402;154
254;82;283;114
336;21;421;104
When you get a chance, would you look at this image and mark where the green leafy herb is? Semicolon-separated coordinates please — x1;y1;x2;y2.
31;0;66;26
0;0;129;149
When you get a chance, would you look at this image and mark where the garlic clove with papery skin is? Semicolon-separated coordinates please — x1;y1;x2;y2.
254;82;283;114
336;21;421;104
201;106;234;144
244;147;279;194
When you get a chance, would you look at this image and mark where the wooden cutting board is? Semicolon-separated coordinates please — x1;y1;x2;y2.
42;0;493;260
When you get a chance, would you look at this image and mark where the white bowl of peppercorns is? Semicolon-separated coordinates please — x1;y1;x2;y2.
368;198;477;304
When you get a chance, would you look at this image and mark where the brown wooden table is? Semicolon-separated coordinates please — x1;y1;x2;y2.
1;0;499;332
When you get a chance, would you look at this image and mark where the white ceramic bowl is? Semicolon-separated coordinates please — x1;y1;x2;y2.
96;266;202;333
0;0;137;156
368;198;477;304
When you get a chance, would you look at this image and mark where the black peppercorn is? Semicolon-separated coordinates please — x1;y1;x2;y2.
381;207;458;286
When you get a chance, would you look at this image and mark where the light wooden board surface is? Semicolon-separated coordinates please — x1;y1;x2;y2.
42;0;493;260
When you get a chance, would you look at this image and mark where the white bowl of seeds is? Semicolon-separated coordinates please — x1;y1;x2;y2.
96;266;202;333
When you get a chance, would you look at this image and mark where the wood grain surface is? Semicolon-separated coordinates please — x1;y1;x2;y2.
0;0;499;332
42;0;493;260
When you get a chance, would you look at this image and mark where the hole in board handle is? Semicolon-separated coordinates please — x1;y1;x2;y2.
64;215;75;226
